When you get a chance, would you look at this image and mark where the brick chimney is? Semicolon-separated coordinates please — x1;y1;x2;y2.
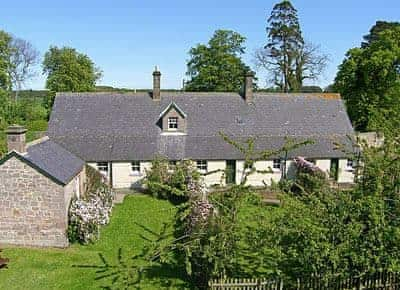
152;66;161;101
6;125;27;153
244;71;255;103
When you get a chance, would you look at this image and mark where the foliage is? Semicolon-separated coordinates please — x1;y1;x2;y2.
85;164;107;194
145;157;204;204
362;21;400;48
68;171;115;244
0;30;12;91
42;46;102;92
255;1;328;92
334;25;400;131
185;29;252;92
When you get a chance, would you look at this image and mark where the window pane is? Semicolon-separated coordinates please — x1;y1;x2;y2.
168;117;178;129
273;159;281;169
131;161;140;172
196;160;207;172
97;162;108;172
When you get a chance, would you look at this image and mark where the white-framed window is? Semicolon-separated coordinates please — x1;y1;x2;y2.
244;162;254;171
346;159;354;171
131;161;141;174
273;159;281;170
196;160;208;172
168;160;177;172
168;117;178;130
97;162;108;174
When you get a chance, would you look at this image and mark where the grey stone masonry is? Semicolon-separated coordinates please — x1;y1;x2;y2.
0;157;69;247
6;125;27;153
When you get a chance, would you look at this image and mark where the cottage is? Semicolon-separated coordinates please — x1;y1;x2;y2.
48;68;355;188
0;69;356;247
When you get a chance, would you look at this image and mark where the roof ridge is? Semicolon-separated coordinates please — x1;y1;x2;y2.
26;136;49;148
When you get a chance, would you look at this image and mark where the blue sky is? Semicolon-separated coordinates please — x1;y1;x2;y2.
1;0;399;90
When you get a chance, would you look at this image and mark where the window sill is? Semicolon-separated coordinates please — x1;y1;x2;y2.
272;169;281;173
130;172;143;177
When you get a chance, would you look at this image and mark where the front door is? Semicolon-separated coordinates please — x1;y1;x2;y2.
226;160;236;185
330;158;339;181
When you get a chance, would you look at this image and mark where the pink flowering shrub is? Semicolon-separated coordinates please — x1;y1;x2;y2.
68;186;115;244
293;156;328;193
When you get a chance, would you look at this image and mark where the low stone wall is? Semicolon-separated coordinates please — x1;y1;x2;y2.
0;157;69;247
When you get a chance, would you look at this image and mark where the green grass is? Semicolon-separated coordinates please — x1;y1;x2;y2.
0;195;188;289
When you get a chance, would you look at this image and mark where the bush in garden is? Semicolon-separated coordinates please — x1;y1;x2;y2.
68;186;114;244
292;156;329;193
145;157;205;204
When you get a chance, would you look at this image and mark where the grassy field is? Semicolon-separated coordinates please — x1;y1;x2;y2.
0;195;189;290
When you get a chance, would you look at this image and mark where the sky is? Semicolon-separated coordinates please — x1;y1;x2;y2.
1;0;399;90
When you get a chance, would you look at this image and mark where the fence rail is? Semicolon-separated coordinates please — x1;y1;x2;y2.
209;278;283;290
209;272;400;290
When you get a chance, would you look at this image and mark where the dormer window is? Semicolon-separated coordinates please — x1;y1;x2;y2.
159;102;187;134
168;117;178;130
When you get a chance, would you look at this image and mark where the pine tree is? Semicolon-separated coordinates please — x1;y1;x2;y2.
265;0;304;92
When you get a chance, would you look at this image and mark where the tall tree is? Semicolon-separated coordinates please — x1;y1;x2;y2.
334;26;400;132
42;46;102;92
9;37;39;100
255;1;328;92
185;30;252;92
0;30;12;91
362;21;400;48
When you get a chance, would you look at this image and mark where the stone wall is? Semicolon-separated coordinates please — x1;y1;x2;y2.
0;157;70;247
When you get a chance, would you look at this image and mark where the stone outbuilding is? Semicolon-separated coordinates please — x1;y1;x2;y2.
0;125;85;247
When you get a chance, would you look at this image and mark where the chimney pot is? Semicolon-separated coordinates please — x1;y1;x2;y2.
244;71;254;103
6;125;27;153
152;67;161;100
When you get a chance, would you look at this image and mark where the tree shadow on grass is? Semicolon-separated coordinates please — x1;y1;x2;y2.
73;222;190;289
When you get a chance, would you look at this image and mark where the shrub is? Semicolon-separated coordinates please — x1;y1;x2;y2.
145;157;204;204
68;185;115;244
26;119;48;132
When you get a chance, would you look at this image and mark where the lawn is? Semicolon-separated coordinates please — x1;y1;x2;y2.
0;195;189;289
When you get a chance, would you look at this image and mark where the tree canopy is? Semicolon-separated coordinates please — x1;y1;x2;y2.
42;46;102;92
255;0;328;92
334;24;400;133
0;30;12;91
185;30;252;92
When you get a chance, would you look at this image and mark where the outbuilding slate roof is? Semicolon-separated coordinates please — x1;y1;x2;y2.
23;138;85;184
48;92;355;161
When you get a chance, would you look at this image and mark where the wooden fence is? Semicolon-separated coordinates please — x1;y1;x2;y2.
209;272;400;290
209;278;283;290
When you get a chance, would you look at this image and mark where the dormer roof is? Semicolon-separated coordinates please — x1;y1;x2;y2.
159;101;187;118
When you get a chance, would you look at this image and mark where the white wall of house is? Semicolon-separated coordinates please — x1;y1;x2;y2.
203;160;226;187
235;160;282;186
315;159;331;177
338;159;355;183
87;158;355;189
111;161;151;189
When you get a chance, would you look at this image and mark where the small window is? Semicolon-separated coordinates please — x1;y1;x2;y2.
346;159;354;171
306;158;316;165
196;160;208;172
244;162;254;171
273;159;281;170
168;117;178;130
168;160;177;171
131;161;141;173
97;162;108;173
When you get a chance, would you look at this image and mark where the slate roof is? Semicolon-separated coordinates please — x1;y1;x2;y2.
0;138;85;185
48;92;355;161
